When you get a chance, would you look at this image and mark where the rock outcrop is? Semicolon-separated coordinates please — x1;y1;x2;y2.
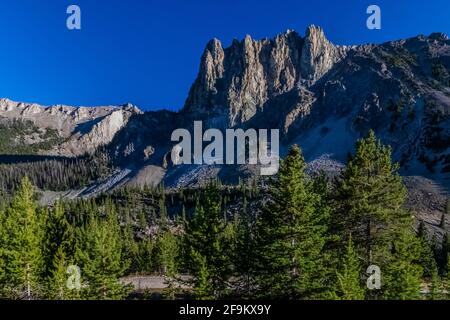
300;25;348;82
0;98;141;156
183;26;347;128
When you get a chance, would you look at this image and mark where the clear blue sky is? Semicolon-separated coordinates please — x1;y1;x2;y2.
0;0;448;111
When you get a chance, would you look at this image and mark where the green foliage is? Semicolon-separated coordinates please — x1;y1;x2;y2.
75;207;131;299
334;235;365;300
417;222;438;278
234;187;258;297
184;183;234;299
334;130;422;299
0;152;114;192
254;145;330;299
154;231;178;276
190;249;213;300
0;130;446;300
430;264;445;300
382;230;422;300
0;119;64;155
0;177;44;299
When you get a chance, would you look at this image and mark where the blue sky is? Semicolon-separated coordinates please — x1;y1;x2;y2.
0;0;448;111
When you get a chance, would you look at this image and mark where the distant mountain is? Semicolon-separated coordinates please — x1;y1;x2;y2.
1;25;449;192
0;98;141;156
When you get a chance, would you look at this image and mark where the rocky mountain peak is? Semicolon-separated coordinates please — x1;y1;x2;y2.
429;32;449;41
183;25;351;127
300;25;348;82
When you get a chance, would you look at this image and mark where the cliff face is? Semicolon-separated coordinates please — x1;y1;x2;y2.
175;26;450;187
0;99;141;156
182;26;348;128
300;25;349;81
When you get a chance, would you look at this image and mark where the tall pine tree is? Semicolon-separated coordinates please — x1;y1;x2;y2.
75;205;130;299
334;131;422;299
0;177;43;299
334;235;365;300
254;145;330;299
183;183;233;299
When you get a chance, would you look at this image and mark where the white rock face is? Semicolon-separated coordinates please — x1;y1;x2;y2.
0;98;140;156
300;25;348;82
183;25;347;128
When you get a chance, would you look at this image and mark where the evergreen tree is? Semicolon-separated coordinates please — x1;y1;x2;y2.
417;222;437;278
75;208;130;300
437;233;450;274
382;230;422;300
430;264;444;300
0;177;43;299
254;145;330;299
184;183;233;299
135;239;154;274
334;235;365;300
446;253;450;299
47;247;80;300
235;188;257;297
154;231;178;276
334;131;422;299
42;202;74;279
191;249;213;300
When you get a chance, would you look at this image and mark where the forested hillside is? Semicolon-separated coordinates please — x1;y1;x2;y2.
1;132;449;300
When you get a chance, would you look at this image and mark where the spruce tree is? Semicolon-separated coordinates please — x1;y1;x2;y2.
184;183;233;299
254;145;330;299
154;231;178;276
0;177;43;299
48;247;80;300
417;221;437;278
190;249;213;300
382;230;422;300
235;187;257;297
334;235;365;300
42;201;74;280
430;264;444;300
135;239;154;274
446;253;450;299
75;207;130;300
334;131;422;299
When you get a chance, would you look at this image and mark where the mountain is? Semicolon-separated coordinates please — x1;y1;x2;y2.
1;25;449;194
0;98;141;156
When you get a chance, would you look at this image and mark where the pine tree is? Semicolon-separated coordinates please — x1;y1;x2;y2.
334;235;365;300
383;230;422;300
430;264;444;300
42;202;74;279
334;131;422;299
254;145;330;299
47;247;80;300
417;222;437;278
184;183;233;299
135;239;154;274
235;187;257;297
191;249;213;300
0;177;43;299
41;201;80;299
75;207;131;300
154;231;178;276
437;233;450;274
446;253;450;299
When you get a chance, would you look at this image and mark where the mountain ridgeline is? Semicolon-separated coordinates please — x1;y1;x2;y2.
0;25;449;192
